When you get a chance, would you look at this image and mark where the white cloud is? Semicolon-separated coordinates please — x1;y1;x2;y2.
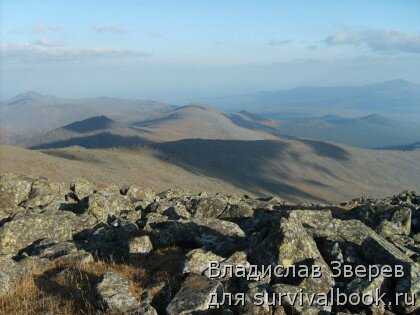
267;39;293;46
0;40;151;63
325;29;420;54
92;24;126;34
33;38;64;47
34;23;66;34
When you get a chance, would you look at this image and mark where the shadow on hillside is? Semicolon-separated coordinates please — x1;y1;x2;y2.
63;116;114;133
152;139;349;202
40;150;102;163
226;113;296;140
29;132;149;150
296;139;350;161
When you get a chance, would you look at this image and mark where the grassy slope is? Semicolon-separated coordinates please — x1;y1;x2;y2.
1;139;419;203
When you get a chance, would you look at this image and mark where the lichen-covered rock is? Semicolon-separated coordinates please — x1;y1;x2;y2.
389;207;412;236
157;217;245;248
0;255;26;297
70;177;96;200
0;174;419;314
87;192;134;222
140;281;171;311
361;236;420;313
0;173;32;208
194;196;227;218
250;216;334;294
239;282;271;315
204;251;250;280
22;177;64;210
0;212;96;255
158;188;191;200
183;248;224;274
96;272;140;313
124;184;157;209
128;235;153;254
345;272;387;307
166;274;223;315
271;283;330;314
26;240;93;263
219;201;254;219
153;200;191;219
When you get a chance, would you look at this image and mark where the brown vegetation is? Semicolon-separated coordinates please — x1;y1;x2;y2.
0;247;186;315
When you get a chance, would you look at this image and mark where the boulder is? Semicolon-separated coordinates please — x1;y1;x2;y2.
0;173;32;208
128;235;153;254
204;251;250;280
361;236;420;313
124;184;157;209
250;216;334;294
96;272;140;313
158;188;191;200
183;248;224;275
239;282;272;315
0;255;26;297
154;200;191;220
0;212;96;255
157;218;245;248
70;177;96;200
87;192;134;222
22;177;64;210
219;202;254;219
26;239;93;263
193;196;227;218
345;272;387;308
166;274;223;314
271;283;330;314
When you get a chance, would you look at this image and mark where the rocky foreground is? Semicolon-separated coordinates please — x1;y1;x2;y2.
0;173;419;314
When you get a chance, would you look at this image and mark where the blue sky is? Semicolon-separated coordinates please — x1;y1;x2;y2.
1;0;420;102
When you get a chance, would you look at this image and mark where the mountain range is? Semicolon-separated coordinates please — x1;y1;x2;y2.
213;79;420;117
1;81;419;202
0;91;171;136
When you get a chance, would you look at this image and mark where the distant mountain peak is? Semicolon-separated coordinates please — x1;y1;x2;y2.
23;90;41;96
181;103;213;110
360;113;390;124
62;115;117;133
12;91;45;100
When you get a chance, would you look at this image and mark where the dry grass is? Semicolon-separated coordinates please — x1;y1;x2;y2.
0;246;186;315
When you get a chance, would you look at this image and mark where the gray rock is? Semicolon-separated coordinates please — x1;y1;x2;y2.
129;235;153;254
345;272;387;307
183;248;224;275
166;274;223;315
361;236;420;313
0;255;26;297
96;272;140;313
250;215;334;294
158;217;245;248
125;184;157;209
271;283;330;314
219;202;254;219
87;192;134;222
204;251;250;280
239;282;271;314
27;240;93;263
194;196;227;218
70;177;96;200
22;177;65;210
154;200;191;220
0;212;96;255
0;173;32;208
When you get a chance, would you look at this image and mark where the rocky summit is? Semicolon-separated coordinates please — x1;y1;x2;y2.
0;172;419;314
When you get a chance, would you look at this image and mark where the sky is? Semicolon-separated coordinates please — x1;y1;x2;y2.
1;0;420;102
